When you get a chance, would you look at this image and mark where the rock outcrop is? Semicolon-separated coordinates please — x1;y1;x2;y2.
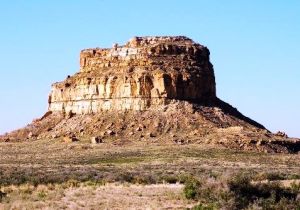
48;36;216;114
1;36;300;153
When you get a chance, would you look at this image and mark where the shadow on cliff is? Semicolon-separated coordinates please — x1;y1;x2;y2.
190;97;266;130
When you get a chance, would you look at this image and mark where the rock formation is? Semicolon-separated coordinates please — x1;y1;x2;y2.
1;36;300;153
48;36;216;114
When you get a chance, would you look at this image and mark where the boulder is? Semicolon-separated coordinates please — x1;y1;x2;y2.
275;131;288;138
148;132;156;138
63;134;78;143
27;132;33;138
106;130;115;135
91;136;103;144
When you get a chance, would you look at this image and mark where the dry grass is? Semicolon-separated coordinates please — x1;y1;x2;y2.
0;138;299;209
0;183;195;209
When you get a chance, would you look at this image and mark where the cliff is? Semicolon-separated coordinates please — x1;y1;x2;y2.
48;36;216;114
1;36;299;153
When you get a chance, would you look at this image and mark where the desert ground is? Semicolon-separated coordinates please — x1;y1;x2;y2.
0;139;299;209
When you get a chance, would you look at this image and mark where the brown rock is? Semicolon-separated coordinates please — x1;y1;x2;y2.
65;111;75;119
275;131;288;138
128;132;134;136
48;36;216;114
105;123;114;130
256;140;264;146
148;132;156;138
190;130;198;136
106;130;115;135
173;138;185;145
27;132;33;138
91;136;103;144
63;134;78;143
3;36;300;154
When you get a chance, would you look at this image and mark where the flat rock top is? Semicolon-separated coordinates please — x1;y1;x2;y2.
82;36;198;51
78;36;210;74
49;36;216;113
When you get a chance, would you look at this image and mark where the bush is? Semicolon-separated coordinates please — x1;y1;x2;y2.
116;172;134;183
228;173;299;209
191;203;217;210
182;173;300;209
132;174;155;185
37;190;47;200
290;181;300;193
163;175;178;184
62;179;80;188
0;190;7;202
254;172;285;181
183;177;201;200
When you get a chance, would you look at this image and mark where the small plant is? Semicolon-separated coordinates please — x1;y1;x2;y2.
84;180;106;187
19;183;35;195
117;172;134;183
132;175;154;185
0;190;7;202
37;190;47;200
191;203;217;210
290;181;300;193
163;175;178;184
62;179;80;188
183;177;201;200
287;174;300;180
254;172;285;181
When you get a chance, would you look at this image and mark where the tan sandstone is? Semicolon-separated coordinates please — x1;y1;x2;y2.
1;36;299;153
48;36;216;114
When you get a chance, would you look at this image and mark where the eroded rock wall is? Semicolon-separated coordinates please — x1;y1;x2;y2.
48;36;216;114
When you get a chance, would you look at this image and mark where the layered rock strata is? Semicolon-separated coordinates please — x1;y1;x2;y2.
48;36;216;114
1;36;299;153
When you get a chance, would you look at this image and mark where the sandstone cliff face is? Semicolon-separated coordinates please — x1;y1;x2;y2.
48;36;216;114
2;36;299;153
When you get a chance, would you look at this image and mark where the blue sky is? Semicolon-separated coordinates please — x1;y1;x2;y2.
0;1;299;137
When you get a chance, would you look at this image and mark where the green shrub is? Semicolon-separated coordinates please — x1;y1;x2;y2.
191;203;217;210
290;181;300;193
228;173;299;209
183;177;201;200
37;190;47;200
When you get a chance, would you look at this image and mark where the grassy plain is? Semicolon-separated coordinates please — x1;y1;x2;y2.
0;139;299;209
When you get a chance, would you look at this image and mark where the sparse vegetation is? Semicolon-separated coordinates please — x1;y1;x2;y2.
0;139;299;209
183;177;201;199
228;173;300;209
182;172;300;209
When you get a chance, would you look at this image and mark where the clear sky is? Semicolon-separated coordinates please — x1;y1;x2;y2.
0;1;299;137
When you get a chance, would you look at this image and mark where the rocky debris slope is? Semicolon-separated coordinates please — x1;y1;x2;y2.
2;100;299;153
1;36;299;153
